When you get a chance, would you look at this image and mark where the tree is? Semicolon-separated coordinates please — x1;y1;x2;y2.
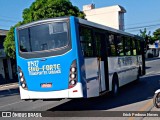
139;28;153;51
139;28;154;44
139;28;151;39
23;0;85;23
3;22;22;59
153;28;160;41
4;0;85;59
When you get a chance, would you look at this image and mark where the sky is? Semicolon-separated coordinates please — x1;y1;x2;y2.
0;0;160;35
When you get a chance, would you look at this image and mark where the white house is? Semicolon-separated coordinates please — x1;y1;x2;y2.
83;4;126;31
0;29;16;82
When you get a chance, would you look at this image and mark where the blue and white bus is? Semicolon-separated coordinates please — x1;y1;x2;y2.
15;16;145;100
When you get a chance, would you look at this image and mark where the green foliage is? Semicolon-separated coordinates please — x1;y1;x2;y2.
4;0;85;59
3;27;15;59
22;0;85;23
3;22;22;59
140;28;151;38
139;28;155;44
153;28;160;41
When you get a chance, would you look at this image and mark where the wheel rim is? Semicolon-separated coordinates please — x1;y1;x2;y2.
156;93;160;107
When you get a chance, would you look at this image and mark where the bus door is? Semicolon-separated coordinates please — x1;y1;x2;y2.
94;32;109;92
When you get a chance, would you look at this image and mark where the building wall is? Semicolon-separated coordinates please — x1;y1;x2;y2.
0;59;5;78
0;29;14;80
83;5;126;31
7;58;13;79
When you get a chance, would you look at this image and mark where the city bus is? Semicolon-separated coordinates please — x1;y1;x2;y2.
15;16;145;100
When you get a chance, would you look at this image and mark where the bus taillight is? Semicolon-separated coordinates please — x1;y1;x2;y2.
69;60;77;89
71;67;76;72
18;67;27;89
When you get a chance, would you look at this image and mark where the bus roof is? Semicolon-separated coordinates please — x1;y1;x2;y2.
17;16;143;40
76;17;143;40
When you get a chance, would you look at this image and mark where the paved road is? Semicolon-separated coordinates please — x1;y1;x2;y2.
0;58;160;120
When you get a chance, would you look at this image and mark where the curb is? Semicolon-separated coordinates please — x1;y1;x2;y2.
0;82;19;91
0;82;18;87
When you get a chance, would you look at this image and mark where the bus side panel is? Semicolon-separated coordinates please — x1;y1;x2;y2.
108;56;138;88
73;17;88;98
85;58;99;98
100;61;106;91
68;16;84;98
14;28;20;86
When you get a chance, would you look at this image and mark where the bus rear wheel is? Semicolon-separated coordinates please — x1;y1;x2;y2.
112;75;119;97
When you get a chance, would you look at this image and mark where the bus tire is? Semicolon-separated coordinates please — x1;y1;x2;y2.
153;92;160;108
135;67;141;82
111;74;119;97
139;67;142;76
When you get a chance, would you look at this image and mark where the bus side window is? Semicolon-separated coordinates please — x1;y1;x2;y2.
132;39;137;55
116;35;124;56
124;37;132;56
108;34;116;56
79;26;93;57
136;40;141;55
95;32;101;57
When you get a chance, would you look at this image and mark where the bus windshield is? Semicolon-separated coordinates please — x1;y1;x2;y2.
18;22;69;52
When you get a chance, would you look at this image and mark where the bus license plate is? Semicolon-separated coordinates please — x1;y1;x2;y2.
41;83;52;88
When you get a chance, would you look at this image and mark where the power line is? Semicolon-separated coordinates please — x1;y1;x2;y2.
125;27;160;35
125;23;160;30
126;19;160;26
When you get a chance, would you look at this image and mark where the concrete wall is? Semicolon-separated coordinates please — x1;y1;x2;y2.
0;58;13;80
0;29;13;80
0;59;5;78
7;58;13;79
